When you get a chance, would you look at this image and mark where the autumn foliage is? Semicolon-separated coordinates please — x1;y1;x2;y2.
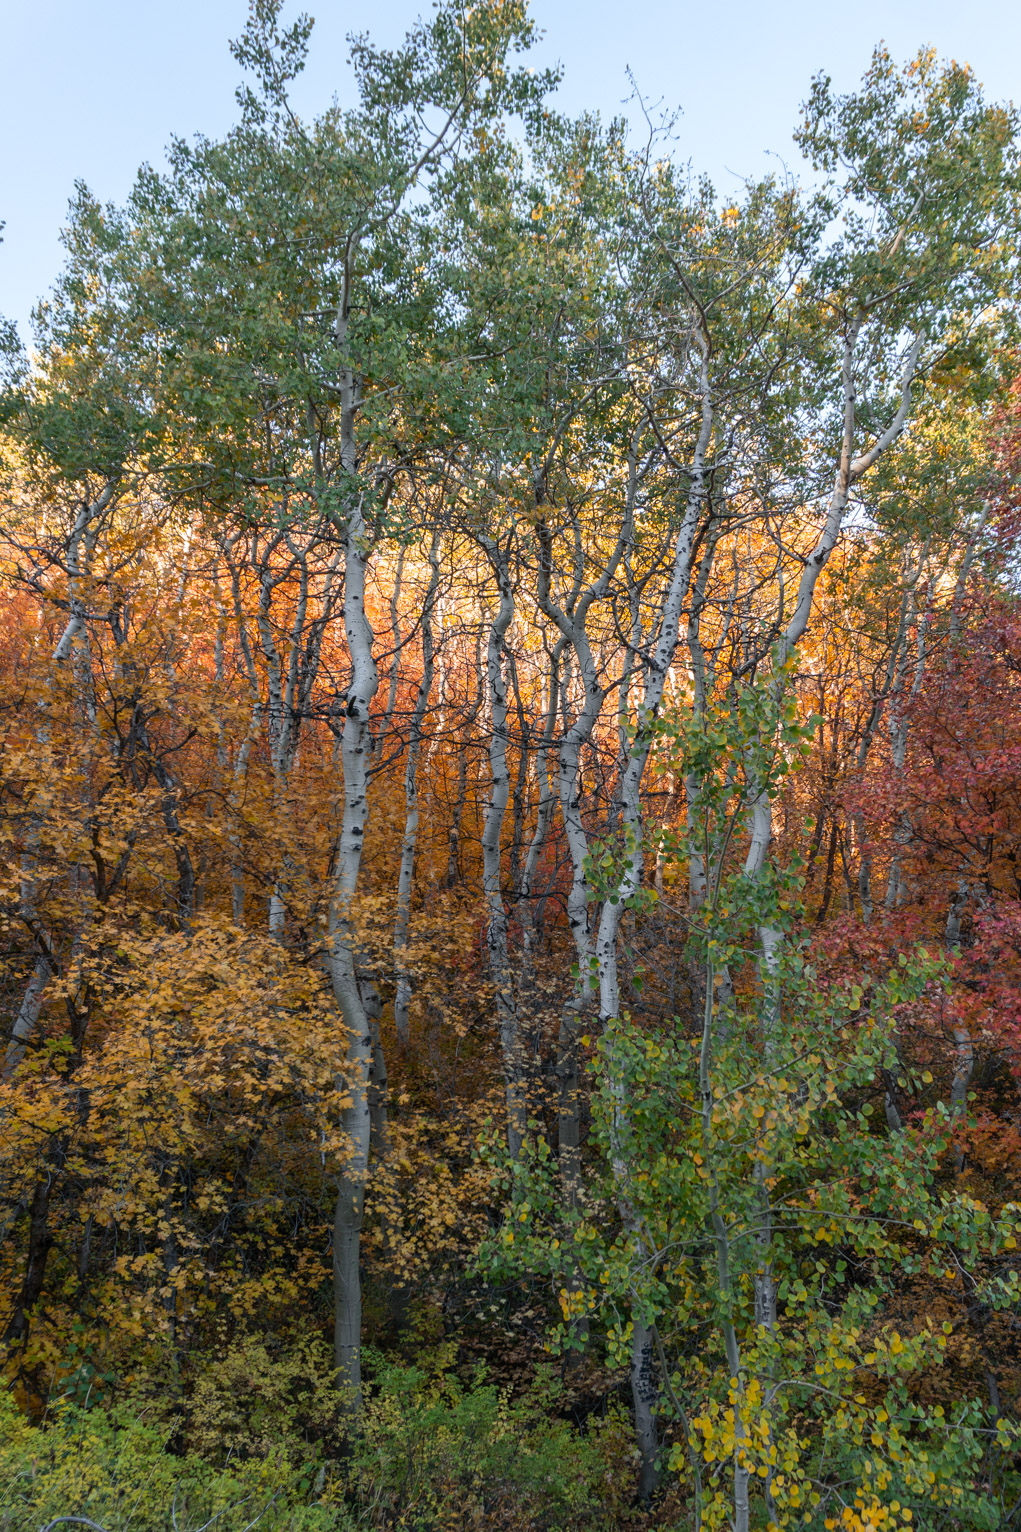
1;4;1021;1529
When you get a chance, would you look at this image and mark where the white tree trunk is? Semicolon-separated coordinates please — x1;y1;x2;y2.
479;541;526;1158
393;533;441;1044
327;300;380;1413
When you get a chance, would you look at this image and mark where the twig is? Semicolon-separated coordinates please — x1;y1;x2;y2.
40;1518;112;1532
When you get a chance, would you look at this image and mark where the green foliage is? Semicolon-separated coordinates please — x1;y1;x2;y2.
347;1354;604;1530
0;1389;345;1532
0;1349;608;1532
481;676;1021;1529
178;1335;348;1466
797;44;1021;331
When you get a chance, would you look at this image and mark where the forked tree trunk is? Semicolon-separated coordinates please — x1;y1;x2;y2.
727;326;923;1528
594;357;714;1495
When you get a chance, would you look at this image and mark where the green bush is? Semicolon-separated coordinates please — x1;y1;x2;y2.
0;1351;611;1531
349;1355;605;1529
0;1390;346;1531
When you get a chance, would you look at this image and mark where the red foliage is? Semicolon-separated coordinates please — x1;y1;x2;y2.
848;593;1021;1080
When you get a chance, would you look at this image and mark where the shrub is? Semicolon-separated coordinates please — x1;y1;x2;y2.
0;1351;609;1532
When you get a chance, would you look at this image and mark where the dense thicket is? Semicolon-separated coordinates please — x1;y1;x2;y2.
2;4;1021;1529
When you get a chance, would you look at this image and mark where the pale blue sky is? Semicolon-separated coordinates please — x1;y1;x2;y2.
2;0;1018;341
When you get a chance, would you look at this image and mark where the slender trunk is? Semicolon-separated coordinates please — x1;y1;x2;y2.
685;531;721;1027
372;547;404;764
949;506;989;640
536;484;626;1178
885;596;929;912
5;491;111;1065
362;976;409;1330
853;546;928;922
3;956;50;1076
480;543;526;1159
632;1321;660;1502
652;771;675;898
223;539;268;927
393;534;441;1044
595;349;715;1024
858;821;874;926
328;297;379;1415
147;746;196;931
446;633;483;888
518;640;565;1071
2;1174;55;1349
254;539;292;933
698;963;751;1532
736;330;924;1389
946;888;973;1171
508;660;530;893
599;377;714;1497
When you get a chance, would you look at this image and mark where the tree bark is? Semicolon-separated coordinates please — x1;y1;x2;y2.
327;296;380;1416
479;539;527;1159
393;532;441;1044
